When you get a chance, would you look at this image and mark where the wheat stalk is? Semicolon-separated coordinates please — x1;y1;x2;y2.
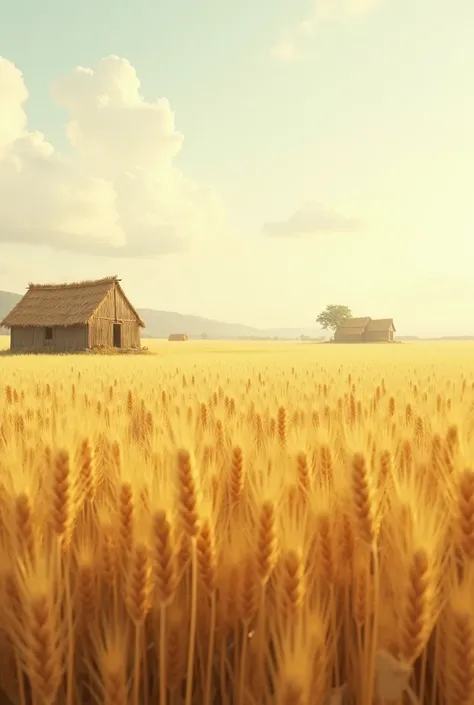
177;448;200;705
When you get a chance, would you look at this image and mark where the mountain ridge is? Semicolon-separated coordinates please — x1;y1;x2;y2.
2;290;474;341
0;290;325;340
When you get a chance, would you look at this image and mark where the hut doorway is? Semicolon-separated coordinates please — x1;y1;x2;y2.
113;323;122;348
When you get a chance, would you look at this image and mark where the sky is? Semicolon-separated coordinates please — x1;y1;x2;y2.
0;0;473;336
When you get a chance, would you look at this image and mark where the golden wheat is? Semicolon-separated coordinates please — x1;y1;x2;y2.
0;339;474;705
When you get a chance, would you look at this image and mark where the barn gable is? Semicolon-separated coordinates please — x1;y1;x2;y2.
91;283;144;327
365;319;396;333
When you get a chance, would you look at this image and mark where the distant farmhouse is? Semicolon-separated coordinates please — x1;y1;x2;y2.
334;317;396;343
0;276;145;352
168;333;188;341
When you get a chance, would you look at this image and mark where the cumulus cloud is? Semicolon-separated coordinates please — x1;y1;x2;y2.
271;0;383;61
0;56;229;256
262;201;360;238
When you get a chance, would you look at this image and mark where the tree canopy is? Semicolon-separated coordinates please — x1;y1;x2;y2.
316;304;352;332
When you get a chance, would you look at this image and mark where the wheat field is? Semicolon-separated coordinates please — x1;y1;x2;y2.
1;339;474;705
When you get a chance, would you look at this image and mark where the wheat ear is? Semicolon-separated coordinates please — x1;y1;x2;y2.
151;509;178;705
350;451;378;705
278;406;287;449
15;492;35;565
118;482;134;580
125;541;150;705
77;436;95;503
50;449;73;548
4;567;27;705
254;500;278;692
100;521;118;587
296;452;310;500
278;549;305;626
445;582;474;705
197;518;218;705
400;548;432;664
318;512;341;685
456;469;474;564
23;587;62;705
177;449;200;705
49;449;75;705
230;446;244;507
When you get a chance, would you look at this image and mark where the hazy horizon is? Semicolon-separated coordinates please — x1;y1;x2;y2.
1;0;473;338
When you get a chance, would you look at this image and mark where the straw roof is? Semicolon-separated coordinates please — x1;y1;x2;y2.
0;276;145;328
335;317;371;335
366;318;396;332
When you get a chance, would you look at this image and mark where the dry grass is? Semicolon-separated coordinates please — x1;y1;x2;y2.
0;339;474;705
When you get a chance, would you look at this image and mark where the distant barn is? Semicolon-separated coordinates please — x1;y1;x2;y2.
334;317;396;343
364;318;396;342
0;276;145;352
168;333;188;341
334;317;371;343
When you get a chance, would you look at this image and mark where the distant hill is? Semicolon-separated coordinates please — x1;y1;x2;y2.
0;291;22;333
0;290;325;340
0;291;22;320
137;308;326;340
2;290;473;341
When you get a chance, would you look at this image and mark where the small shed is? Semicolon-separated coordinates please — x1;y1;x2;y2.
364;318;396;342
334;317;371;343
168;333;188;341
0;276;145;352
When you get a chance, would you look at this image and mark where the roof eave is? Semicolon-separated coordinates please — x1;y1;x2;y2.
1;321;88;328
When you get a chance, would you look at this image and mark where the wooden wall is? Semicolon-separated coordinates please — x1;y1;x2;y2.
334;330;363;343
11;327;45;349
364;330;392;342
89;284;141;349
10;325;88;351
54;326;89;350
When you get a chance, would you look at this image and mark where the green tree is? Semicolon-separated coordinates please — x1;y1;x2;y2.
316;304;352;333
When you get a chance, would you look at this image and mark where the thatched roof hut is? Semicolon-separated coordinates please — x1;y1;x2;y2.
168;333;188;341
1;276;145;351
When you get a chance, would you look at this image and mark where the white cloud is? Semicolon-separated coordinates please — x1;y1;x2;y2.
0;55;229;256
0;60;29;153
262;201;360;237
271;0;383;61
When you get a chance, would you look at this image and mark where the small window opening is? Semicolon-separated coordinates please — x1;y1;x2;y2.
45;327;53;341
